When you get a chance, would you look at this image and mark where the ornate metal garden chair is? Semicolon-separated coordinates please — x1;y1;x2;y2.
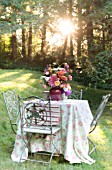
2;90;19;152
19;95;60;169
88;94;111;155
69;89;83;99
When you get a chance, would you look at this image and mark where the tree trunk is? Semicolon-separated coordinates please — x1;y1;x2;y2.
22;20;26;59
11;32;17;61
86;6;94;62
41;23;47;57
87;21;94;61
0;35;2;51
77;6;83;59
102;29;105;51
61;36;67;62
68;0;74;66
70;35;73;58
28;25;32;61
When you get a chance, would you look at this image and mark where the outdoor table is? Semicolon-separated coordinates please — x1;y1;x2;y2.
11;99;95;165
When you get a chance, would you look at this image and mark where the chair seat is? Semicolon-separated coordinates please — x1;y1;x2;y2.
23;126;60;134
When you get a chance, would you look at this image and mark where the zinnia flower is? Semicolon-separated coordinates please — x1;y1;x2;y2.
44;69;49;75
57;70;65;77
60;75;67;81
48;74;58;87
68;75;72;81
55;81;60;86
69;69;73;73
64;63;69;69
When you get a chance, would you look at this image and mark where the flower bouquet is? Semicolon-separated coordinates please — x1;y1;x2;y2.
41;63;73;100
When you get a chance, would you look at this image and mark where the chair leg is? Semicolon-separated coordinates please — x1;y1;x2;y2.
19;133;32;162
20;133;59;170
20;137;55;169
88;137;96;155
48;151;55;170
48;137;60;170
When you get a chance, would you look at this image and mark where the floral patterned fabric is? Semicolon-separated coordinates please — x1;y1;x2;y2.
11;99;95;164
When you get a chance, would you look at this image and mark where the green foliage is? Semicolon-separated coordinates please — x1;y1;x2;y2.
90;51;112;89
74;51;112;90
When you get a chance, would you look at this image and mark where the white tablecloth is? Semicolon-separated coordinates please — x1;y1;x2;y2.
11;99;95;164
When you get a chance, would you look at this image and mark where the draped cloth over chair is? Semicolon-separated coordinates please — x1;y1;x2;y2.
17;96;60;169
11;99;96;166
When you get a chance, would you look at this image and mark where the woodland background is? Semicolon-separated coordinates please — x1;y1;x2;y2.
0;0;112;90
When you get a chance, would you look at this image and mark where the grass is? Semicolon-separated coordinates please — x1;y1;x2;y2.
0;69;112;170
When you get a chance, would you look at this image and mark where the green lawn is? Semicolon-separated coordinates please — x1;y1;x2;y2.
0;69;112;170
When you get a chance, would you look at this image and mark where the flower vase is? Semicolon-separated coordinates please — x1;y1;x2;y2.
50;87;62;101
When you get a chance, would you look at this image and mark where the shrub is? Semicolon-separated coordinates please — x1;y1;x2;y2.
74;51;112;90
90;51;112;89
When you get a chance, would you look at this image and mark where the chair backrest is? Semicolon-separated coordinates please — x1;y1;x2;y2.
68;89;83;100
2;90;19;134
89;94;111;133
19;96;60;133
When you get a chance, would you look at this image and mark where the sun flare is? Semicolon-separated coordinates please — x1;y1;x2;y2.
58;19;73;35
49;19;77;46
